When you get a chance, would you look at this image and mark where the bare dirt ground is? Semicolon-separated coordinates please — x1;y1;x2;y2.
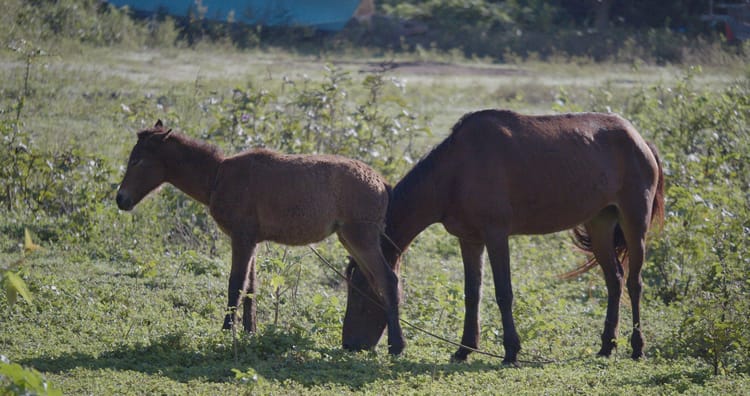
353;60;525;76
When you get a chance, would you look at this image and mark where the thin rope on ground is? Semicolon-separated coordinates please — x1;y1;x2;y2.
308;244;570;365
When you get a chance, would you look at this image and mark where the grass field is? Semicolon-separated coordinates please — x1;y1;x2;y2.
2;38;749;395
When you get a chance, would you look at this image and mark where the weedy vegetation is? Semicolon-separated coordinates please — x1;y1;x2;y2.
1;1;749;394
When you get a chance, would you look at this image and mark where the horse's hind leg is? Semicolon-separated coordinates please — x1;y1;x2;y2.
585;208;623;357
223;234;258;333
242;254;258;332
618;202;651;360
452;238;485;362
337;222;404;355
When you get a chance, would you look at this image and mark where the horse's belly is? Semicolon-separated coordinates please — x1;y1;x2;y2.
258;213;338;246
503;165;618;234
509;194;614;235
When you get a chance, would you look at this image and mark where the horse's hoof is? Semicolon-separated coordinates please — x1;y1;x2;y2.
630;332;645;360
388;341;405;356
501;359;520;368
597;346;614;357
450;350;469;363
451;352;466;363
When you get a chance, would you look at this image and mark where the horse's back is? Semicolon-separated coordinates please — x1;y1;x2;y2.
443;110;659;234
211;149;388;243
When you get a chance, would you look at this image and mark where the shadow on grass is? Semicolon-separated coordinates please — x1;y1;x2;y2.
19;328;506;388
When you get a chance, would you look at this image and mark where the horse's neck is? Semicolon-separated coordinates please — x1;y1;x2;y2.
164;140;223;206
385;165;444;259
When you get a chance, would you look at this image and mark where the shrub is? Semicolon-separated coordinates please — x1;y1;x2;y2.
203;65;429;179
10;0;147;46
0;117;115;242
0;355;61;396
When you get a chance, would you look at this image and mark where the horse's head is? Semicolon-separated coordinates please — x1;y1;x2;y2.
116;120;174;211
341;258;388;352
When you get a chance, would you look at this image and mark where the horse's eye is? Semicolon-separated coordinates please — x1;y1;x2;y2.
129;158;142;167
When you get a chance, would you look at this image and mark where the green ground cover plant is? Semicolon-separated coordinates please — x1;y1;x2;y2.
1;1;749;394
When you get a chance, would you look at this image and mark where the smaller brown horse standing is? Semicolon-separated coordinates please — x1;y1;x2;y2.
342;110;664;365
116;120;405;355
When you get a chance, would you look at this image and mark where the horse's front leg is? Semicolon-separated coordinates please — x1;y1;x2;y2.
338;223;405;355
484;227;521;366
452;238;485;362
223;233;258;333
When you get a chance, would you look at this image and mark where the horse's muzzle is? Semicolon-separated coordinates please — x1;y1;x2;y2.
116;190;134;211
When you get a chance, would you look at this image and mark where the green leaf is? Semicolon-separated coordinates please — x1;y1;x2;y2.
5;283;17;306
0;359;62;396
270;274;286;290
5;271;32;305
23;228;41;253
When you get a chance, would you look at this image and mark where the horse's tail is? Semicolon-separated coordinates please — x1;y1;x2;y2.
561;140;665;279
561;225;628;279
646;141;665;231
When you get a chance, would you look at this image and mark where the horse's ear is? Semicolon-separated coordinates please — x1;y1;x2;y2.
163;128;174;141
155;119;163;129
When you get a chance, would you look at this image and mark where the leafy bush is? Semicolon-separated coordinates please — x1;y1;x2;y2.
371;0;743;64
3;0;745;63
0;355;61;396
383;0;513;31
0;117;115;242
202;65;428;179
5;0;157;47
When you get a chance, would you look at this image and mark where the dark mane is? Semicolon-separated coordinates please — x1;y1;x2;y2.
171;132;223;158
137;127;222;158
391;110;515;202
454;109;522;131
450;108;517;131
392;126;456;200
394;109;520;198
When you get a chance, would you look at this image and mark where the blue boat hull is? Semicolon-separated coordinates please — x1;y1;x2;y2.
107;0;361;31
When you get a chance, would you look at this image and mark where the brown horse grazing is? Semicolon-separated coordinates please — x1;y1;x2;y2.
116;120;405;355
342;110;664;365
